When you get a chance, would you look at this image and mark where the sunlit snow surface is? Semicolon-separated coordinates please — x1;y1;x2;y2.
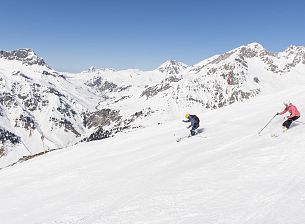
1;86;305;224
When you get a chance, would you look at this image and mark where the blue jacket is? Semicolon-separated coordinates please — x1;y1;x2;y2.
184;115;200;127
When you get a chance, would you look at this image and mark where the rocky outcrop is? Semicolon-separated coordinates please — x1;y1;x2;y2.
84;109;122;129
85;77;131;95
0;128;20;145
0;49;48;67
141;75;182;99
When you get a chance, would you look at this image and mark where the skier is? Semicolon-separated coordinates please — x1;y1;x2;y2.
277;100;300;130
183;114;200;136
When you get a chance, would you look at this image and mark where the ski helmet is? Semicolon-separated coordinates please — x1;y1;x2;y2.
185;113;190;119
283;100;291;106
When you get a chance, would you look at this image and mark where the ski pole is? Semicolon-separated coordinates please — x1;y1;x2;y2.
295;121;305;125
258;114;277;135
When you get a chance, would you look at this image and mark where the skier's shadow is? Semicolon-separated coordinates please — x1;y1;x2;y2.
290;123;300;128
196;128;205;134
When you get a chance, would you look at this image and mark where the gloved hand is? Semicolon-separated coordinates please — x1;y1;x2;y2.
276;112;279;115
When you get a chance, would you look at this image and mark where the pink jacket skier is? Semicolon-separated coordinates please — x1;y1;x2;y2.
277;101;300;129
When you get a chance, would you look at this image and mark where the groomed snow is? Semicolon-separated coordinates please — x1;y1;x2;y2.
1;85;305;224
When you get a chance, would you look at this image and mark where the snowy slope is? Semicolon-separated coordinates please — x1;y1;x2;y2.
1;85;305;224
1;43;305;168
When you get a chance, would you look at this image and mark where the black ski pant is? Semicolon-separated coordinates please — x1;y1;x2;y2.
282;116;300;129
190;122;199;136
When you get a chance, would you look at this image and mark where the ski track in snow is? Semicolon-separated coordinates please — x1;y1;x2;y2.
0;86;305;223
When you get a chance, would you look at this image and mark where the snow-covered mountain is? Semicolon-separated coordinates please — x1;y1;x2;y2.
1;43;305;167
157;60;189;74
0;49;97;165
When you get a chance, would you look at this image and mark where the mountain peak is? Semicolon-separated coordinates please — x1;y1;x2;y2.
285;45;305;53
234;42;268;58
157;60;188;74
84;66;116;73
0;48;49;67
88;66;97;72
245;42;264;49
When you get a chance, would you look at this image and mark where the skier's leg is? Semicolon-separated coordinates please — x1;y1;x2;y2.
291;116;300;122
289;116;300;127
190;129;196;136
191;123;199;136
283;119;293;129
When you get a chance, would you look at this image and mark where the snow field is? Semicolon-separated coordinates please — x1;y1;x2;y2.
1;86;305;223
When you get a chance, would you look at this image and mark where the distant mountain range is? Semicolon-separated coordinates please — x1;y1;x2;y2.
1;43;305;167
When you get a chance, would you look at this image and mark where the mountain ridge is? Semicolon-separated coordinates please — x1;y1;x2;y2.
0;42;305;167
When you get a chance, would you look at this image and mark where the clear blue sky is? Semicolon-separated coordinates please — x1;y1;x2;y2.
1;0;305;72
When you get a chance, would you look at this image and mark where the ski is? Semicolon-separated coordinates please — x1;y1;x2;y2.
176;133;207;142
176;135;190;142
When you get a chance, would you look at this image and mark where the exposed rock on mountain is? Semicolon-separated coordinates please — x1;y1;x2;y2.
1;43;305;167
0;48;48;67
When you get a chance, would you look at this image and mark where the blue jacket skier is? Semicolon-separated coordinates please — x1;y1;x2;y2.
183;114;200;136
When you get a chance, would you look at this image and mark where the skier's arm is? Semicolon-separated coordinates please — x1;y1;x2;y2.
279;108;288;115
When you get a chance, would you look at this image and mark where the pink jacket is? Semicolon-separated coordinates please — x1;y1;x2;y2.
279;103;300;119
